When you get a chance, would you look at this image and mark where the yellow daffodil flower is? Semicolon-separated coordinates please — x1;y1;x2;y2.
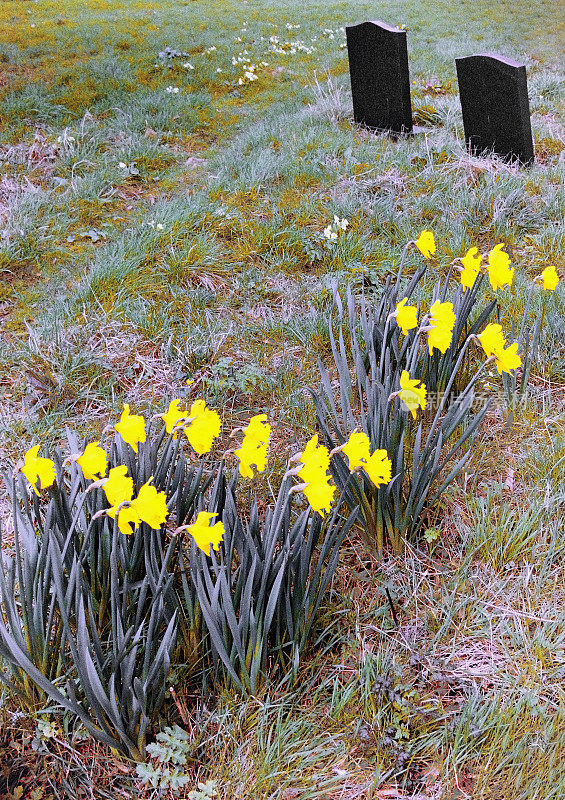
430;300;456;328
21;445;56;496
394;297;418;335
103;464;133;510
302;478;336;518
415;230;436;259
364;449;393;487
297;435;331;483
114;505;141;536
235;414;271;478
76;441;107;481
341;431;371;471
295;435;336;517
540;265;559;291
494;343;521;375
184;399;221;455
115;403;146;453
161;399;185;437
487;244;514;291
460;246;482;291
131;480;169;529
399;370;427;419
477;323;506;358
102;465;137;534
341;431;392;487
427;300;456;355
187;511;225;556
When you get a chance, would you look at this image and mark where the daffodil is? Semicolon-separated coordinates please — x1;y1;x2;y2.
494;343;521;375
296;435;336;517
364;449;393;487
487;244;514;291
184;400;221;455
131;480;169;529
477;323;506;358
102;465;137;534
302;478;336;518
235;414;271;478
76;441;107;481
540;265;559;291
428;325;452;354
341;430;392;487
114;505;141;536
161;399;185;437
297;435;330;484
394;297;418;335
415;230;436;259
430;300;456;328
187;511;225;556
427;300;456;355
103;465;133;508
21;445;56;495
399;370;427;419
460;247;482;291
115;404;146;453
341;431;371;470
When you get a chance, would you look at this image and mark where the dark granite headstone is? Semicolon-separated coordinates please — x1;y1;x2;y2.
455;53;534;165
346;20;413;134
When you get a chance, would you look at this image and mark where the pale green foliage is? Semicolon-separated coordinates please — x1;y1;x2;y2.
136;725;192;790
188;781;218;800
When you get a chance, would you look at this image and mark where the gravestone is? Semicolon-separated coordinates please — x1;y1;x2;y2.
455;53;534;165
346;20;413;134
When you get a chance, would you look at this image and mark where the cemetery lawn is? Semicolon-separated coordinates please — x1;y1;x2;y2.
0;0;563;797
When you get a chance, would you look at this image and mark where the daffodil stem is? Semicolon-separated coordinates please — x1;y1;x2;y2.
394;242;411;297
518;280;537;347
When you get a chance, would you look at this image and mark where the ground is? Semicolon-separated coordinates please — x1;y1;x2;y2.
0;1;563;798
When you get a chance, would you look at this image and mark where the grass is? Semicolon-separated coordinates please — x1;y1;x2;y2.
0;0;564;797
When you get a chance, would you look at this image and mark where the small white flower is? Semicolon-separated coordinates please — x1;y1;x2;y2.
216;67;223;73
165;86;180;94
118;162;127;169
156;223;164;231
182;62;194;70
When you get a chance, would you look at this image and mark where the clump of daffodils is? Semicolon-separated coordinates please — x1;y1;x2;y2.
238;63;258;84
323;216;349;246
232;52;268;86
16;234;558;550
408;230;561;380
287;430;393;519
266;35;315;56
17;397;224;552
